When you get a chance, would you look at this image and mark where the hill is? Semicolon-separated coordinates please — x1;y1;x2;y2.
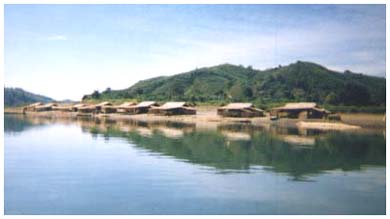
4;87;55;107
83;61;386;107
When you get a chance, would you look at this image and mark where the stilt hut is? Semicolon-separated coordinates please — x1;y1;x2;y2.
101;105;119;114
23;102;44;112
72;103;87;112
95;102;112;113
271;102;330;119
34;103;58;112
217;103;265;117
116;102;137;113
119;101;159;115
77;105;96;114
149;102;196;116
52;105;73;112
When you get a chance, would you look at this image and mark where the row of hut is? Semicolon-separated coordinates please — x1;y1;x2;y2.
23;101;335;119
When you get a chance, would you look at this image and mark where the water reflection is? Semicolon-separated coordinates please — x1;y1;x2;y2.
5;114;385;181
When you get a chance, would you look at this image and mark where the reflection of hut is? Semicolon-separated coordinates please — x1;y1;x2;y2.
220;131;251;141
119;101;159;114
136;127;154;137
279;135;315;146
116;102;137;113
95;102;112;113
217;103;265;117
35;103;58;112
157;127;184;139
24;102;44;112
149;102;196;116
271;102;330;119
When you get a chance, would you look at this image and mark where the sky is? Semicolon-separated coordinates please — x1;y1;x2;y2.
4;4;386;100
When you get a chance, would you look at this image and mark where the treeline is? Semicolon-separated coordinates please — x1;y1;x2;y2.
83;61;386;112
4;87;54;107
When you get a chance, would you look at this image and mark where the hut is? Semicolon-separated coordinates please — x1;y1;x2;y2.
119;101;159;115
72;103;87;112
271;102;330;119
95;102;113;113
77;105;96;114
34;103;58;112
149;102;196;116
217;103;265;117
116;102;137;113
52;105;73;112
24;102;44;112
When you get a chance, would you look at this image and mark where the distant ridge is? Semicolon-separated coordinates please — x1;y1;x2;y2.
84;61;385;106
4;87;55;107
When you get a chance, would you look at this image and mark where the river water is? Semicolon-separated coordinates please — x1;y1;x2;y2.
4;114;386;214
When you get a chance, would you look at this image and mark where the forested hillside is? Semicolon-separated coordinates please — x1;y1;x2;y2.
83;61;386;107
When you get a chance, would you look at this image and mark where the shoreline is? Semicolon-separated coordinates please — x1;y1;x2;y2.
5;106;385;132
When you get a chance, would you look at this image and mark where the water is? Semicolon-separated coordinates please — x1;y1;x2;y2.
4;114;386;215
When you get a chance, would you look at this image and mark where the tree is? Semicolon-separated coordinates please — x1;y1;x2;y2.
91;90;100;99
325;92;338;105
341;83;371;106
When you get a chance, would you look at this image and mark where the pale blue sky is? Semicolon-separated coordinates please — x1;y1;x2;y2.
5;4;386;100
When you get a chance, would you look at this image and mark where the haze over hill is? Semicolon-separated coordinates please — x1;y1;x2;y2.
83;61;386;107
4;87;55;107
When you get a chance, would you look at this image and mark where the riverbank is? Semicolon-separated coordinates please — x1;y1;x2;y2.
5;106;385;132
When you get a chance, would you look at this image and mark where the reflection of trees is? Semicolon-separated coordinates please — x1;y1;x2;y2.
5;115;386;180
5;115;36;133
87;124;385;180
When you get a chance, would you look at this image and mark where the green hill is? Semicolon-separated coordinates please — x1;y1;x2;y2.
83;61;386;108
5;87;55;107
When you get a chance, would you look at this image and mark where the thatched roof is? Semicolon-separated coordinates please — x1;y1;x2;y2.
117;102;136;108
73;103;87;108
219;103;254;110
274;102;317;110
41;103;58;107
27;102;43;107
95;101;112;107
78;105;96;110
157;102;187;109
136;101;156;107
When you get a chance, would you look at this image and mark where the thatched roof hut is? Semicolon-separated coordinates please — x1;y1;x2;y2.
24;102;44;111
116;102;137;113
52;105;73;112
117;102;137;108
217;103;265;117
77;105;96;114
101;105;118;114
34;103;58;112
72;103;88;112
271;102;330;119
149;102;196;116
95;102;113;113
118;101;159;114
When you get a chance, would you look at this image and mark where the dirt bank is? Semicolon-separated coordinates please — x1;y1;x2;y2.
5;106;385;132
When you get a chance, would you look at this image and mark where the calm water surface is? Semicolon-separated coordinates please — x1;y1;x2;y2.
4;114;386;214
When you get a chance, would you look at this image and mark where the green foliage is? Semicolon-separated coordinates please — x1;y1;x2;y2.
4;87;54;107
83;61;386;108
82;122;385;180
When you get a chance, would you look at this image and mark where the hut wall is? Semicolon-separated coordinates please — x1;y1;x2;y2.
121;106;150;115
101;107;117;114
307;109;326;119
219;108;264;118
35;106;53;112
157;107;196;116
277;109;326;119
